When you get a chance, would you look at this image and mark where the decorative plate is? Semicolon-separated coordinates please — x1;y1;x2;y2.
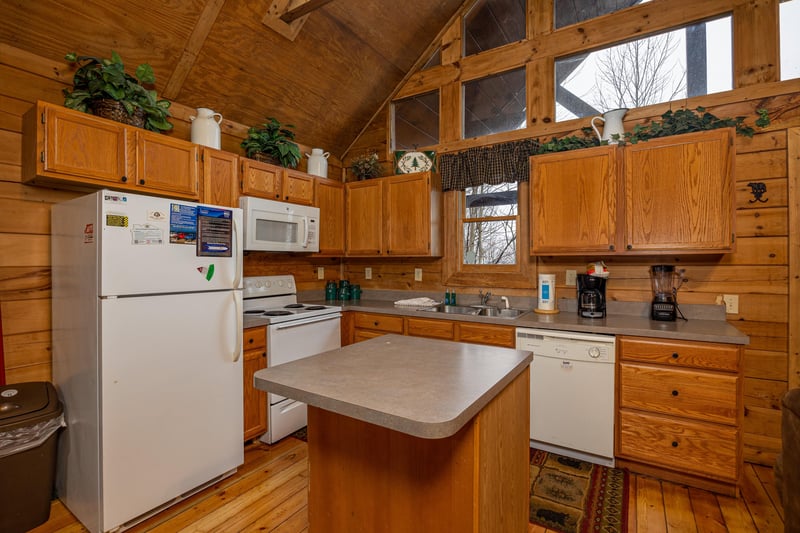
393;150;436;174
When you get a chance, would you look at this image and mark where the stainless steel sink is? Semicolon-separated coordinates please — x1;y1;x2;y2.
419;304;529;319
419;304;480;316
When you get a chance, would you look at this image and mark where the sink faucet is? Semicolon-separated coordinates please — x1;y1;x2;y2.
500;296;510;309
479;290;492;306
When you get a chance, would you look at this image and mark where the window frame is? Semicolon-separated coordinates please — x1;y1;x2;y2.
460;183;520;272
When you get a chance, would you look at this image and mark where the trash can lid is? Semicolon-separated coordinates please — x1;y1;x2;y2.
0;382;62;426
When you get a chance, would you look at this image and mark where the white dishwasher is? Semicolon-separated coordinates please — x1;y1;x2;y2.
516;327;616;467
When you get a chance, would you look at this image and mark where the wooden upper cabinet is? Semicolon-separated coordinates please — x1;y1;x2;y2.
624;128;735;253
314;178;345;256
136;130;199;199
530;146;618;254
283;170;315;205
201;148;239;207
240;158;283;200
23;101;133;187
384;172;442;256
346;179;383;255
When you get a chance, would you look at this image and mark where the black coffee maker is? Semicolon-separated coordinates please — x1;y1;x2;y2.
576;274;607;318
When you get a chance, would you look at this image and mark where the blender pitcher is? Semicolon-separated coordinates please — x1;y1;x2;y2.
650;265;683;321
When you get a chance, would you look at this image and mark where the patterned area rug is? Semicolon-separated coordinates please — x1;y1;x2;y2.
530;448;629;533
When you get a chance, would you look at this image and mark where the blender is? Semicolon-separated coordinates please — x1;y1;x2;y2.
650;265;684;321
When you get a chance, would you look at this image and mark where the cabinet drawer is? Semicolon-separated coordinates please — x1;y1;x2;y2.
244;327;266;349
353;313;404;333
456;323;515;348
618;410;738;482
619;336;739;372
407;317;455;340
354;329;388;343
619;363;738;425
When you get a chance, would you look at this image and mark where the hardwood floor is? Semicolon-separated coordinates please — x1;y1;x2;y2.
30;438;783;533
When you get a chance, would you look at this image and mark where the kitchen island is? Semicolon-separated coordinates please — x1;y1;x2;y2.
254;334;532;533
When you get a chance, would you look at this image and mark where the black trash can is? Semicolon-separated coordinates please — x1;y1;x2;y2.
0;382;64;533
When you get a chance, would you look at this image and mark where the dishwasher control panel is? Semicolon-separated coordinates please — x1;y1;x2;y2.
516;328;615;363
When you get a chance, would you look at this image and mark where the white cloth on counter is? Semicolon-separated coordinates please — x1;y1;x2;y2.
393;297;440;307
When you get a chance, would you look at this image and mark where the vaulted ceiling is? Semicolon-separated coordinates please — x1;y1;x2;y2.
0;0;466;157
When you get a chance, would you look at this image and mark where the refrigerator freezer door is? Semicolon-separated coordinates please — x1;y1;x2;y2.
99;290;243;531
96;191;242;296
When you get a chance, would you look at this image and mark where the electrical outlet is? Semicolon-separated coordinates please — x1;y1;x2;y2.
317;267;324;280
414;268;423;282
722;294;739;314
566;269;577;286
365;267;372;280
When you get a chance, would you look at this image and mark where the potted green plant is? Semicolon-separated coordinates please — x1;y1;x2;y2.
240;117;302;168
62;51;173;133
349;152;381;180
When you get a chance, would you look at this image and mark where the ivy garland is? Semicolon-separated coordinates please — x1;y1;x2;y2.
532;107;770;155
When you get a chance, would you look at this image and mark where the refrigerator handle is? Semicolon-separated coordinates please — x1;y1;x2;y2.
233;216;242;290
233;291;243;363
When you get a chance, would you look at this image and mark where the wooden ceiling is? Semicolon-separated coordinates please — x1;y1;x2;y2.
0;0;465;157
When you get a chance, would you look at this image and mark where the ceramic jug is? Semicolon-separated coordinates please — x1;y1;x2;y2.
190;108;223;149
305;148;330;178
590;108;628;144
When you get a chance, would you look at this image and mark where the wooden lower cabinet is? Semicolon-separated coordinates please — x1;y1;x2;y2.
350;311;515;349
243;326;267;442
616;336;743;495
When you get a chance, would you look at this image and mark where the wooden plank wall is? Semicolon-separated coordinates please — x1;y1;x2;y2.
337;0;800;466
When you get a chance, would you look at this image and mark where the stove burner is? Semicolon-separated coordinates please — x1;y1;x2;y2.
305;305;327;310
244;310;266;315
284;303;305;308
263;310;293;316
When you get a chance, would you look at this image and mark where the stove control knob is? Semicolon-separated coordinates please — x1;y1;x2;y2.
588;346;601;359
264;281;271;288
277;280;284;288
255;281;263;288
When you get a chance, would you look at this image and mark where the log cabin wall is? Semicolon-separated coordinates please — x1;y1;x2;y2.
338;0;800;466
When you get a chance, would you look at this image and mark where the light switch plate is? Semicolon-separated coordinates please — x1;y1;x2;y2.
317;267;324;280
414;268;422;282
566;269;577;286
722;294;739;314
365;267;372;280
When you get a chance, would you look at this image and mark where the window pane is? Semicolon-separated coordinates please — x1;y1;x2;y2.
393;91;439;150
781;0;800;80
465;183;518;217
555;0;644;29
422;48;441;69
463;68;526;138
555;16;732;121
463;221;517;264
464;0;526;56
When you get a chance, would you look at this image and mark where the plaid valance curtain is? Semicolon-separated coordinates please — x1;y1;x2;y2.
439;138;539;191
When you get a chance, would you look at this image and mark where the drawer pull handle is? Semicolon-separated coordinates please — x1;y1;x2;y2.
374;321;379;326
672;441;679;447
672;352;679;359
249;338;254;344
672;390;679;396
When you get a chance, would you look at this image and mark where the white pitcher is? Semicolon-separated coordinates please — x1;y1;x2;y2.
190;108;222;149
591;108;628;144
305;148;330;178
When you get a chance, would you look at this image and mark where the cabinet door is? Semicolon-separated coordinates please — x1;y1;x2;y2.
136;131;199;199
624;129;734;253
241;159;283;199
243;327;267;442
202;148;239;207
37;102;133;186
456;322;515;348
314;178;345;256
346;180;384;255
530;146;618;254
384;172;434;256
283;170;315;205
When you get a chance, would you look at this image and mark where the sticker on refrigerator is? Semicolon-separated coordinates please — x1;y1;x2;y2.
196;207;233;257
105;214;129;228
84;223;94;244
131;224;164;245
169;203;197;245
103;193;128;204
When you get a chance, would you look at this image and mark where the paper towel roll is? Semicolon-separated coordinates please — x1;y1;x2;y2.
538;274;556;311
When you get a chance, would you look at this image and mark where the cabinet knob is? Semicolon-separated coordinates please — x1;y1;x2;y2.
373;321;379;326
626;244;633;250
275;194;280;198
121;176;128;183
139;179;145;185
248;338;254;344
262;351;266;357
672;390;679;396
672;352;679;359
672;441;679;447
609;244;615;251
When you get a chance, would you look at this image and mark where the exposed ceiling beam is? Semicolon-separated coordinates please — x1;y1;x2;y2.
162;0;227;100
280;0;335;23
263;0;334;41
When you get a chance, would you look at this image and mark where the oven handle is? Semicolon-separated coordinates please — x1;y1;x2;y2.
273;313;341;330
233;291;243;363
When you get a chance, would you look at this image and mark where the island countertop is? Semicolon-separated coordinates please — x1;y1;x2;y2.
253;334;533;439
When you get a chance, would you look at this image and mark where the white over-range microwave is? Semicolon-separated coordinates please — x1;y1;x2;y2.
240;196;320;252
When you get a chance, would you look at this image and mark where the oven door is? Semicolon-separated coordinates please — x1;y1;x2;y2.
266;313;341;406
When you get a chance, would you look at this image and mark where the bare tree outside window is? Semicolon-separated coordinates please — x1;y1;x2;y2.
462;183;518;265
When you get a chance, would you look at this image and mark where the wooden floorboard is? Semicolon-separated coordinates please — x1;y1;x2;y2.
30;440;783;532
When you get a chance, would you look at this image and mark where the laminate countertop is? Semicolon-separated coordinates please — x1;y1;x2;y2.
253;334;532;439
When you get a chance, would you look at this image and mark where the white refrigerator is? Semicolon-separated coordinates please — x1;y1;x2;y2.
51;190;244;533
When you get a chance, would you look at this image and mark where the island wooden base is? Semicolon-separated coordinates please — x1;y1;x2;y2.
307;368;530;533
